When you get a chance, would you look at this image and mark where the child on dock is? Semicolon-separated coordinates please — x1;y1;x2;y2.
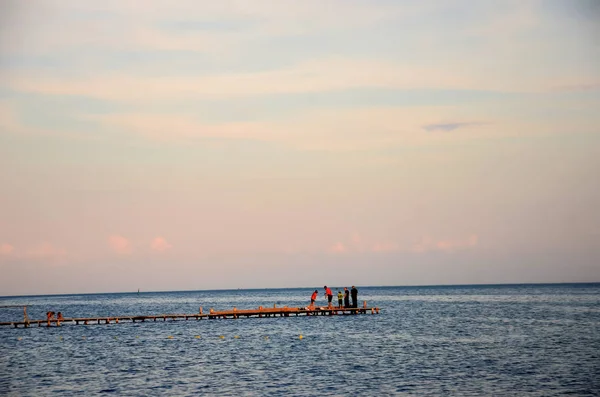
337;290;343;308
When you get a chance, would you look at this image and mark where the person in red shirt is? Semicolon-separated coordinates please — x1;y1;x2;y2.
324;286;333;308
310;290;318;308
46;311;55;327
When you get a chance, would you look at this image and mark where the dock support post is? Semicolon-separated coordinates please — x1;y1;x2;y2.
23;306;30;328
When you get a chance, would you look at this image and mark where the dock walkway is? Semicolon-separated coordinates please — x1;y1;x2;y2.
1;306;380;328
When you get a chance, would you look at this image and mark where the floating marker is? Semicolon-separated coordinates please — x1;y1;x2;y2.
135;336;139;339
264;336;269;340
219;335;225;339
167;336;173;339
17;337;22;341
234;335;239;339
195;335;201;339
299;335;303;340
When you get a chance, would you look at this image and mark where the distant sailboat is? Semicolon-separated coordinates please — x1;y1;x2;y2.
137;288;140;294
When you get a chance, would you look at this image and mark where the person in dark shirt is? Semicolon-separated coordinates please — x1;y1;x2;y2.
351;286;358;308
344;287;350;308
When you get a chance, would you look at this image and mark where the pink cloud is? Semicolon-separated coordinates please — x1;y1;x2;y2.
329;242;347;254
413;234;479;253
350;233;366;252
371;242;400;253
0;243;15;256
26;242;68;262
1;242;70;264
329;234;400;254
108;235;132;254
151;237;172;252
330;234;478;255
411;237;433;253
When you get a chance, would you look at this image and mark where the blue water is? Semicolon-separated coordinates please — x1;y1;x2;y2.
1;284;599;396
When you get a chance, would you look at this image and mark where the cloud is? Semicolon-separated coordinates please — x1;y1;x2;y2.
350;233;364;250
329;234;400;254
0;243;15;256
7;52;592;106
108;235;132;254
25;242;68;264
413;234;479;253
0;1;429;56
79;105;504;151
329;242;347;254
371;242;400;253
0;242;69;265
423;122;484;132
2;0;597;105
330;234;479;254
550;83;600;92
151;237;172;252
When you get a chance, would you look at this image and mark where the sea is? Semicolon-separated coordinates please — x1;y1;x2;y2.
1;284;599;396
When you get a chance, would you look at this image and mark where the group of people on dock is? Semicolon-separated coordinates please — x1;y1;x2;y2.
46;311;64;326
310;286;358;309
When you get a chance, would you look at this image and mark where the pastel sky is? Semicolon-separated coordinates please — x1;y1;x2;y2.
1;0;599;295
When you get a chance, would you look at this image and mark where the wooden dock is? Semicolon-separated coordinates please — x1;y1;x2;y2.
0;306;380;328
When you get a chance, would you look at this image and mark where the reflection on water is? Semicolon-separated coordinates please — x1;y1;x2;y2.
1;284;599;396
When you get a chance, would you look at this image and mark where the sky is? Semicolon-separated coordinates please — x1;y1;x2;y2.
0;0;599;295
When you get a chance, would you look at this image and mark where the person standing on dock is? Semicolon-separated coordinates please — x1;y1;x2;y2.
46;311;55;326
344;287;350;308
337;290;343;308
324;286;333;308
310;290;318;309
351;286;358;308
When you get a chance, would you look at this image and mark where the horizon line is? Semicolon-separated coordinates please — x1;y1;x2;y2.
1;281;599;300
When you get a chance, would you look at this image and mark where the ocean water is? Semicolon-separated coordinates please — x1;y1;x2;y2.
1;284;599;396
